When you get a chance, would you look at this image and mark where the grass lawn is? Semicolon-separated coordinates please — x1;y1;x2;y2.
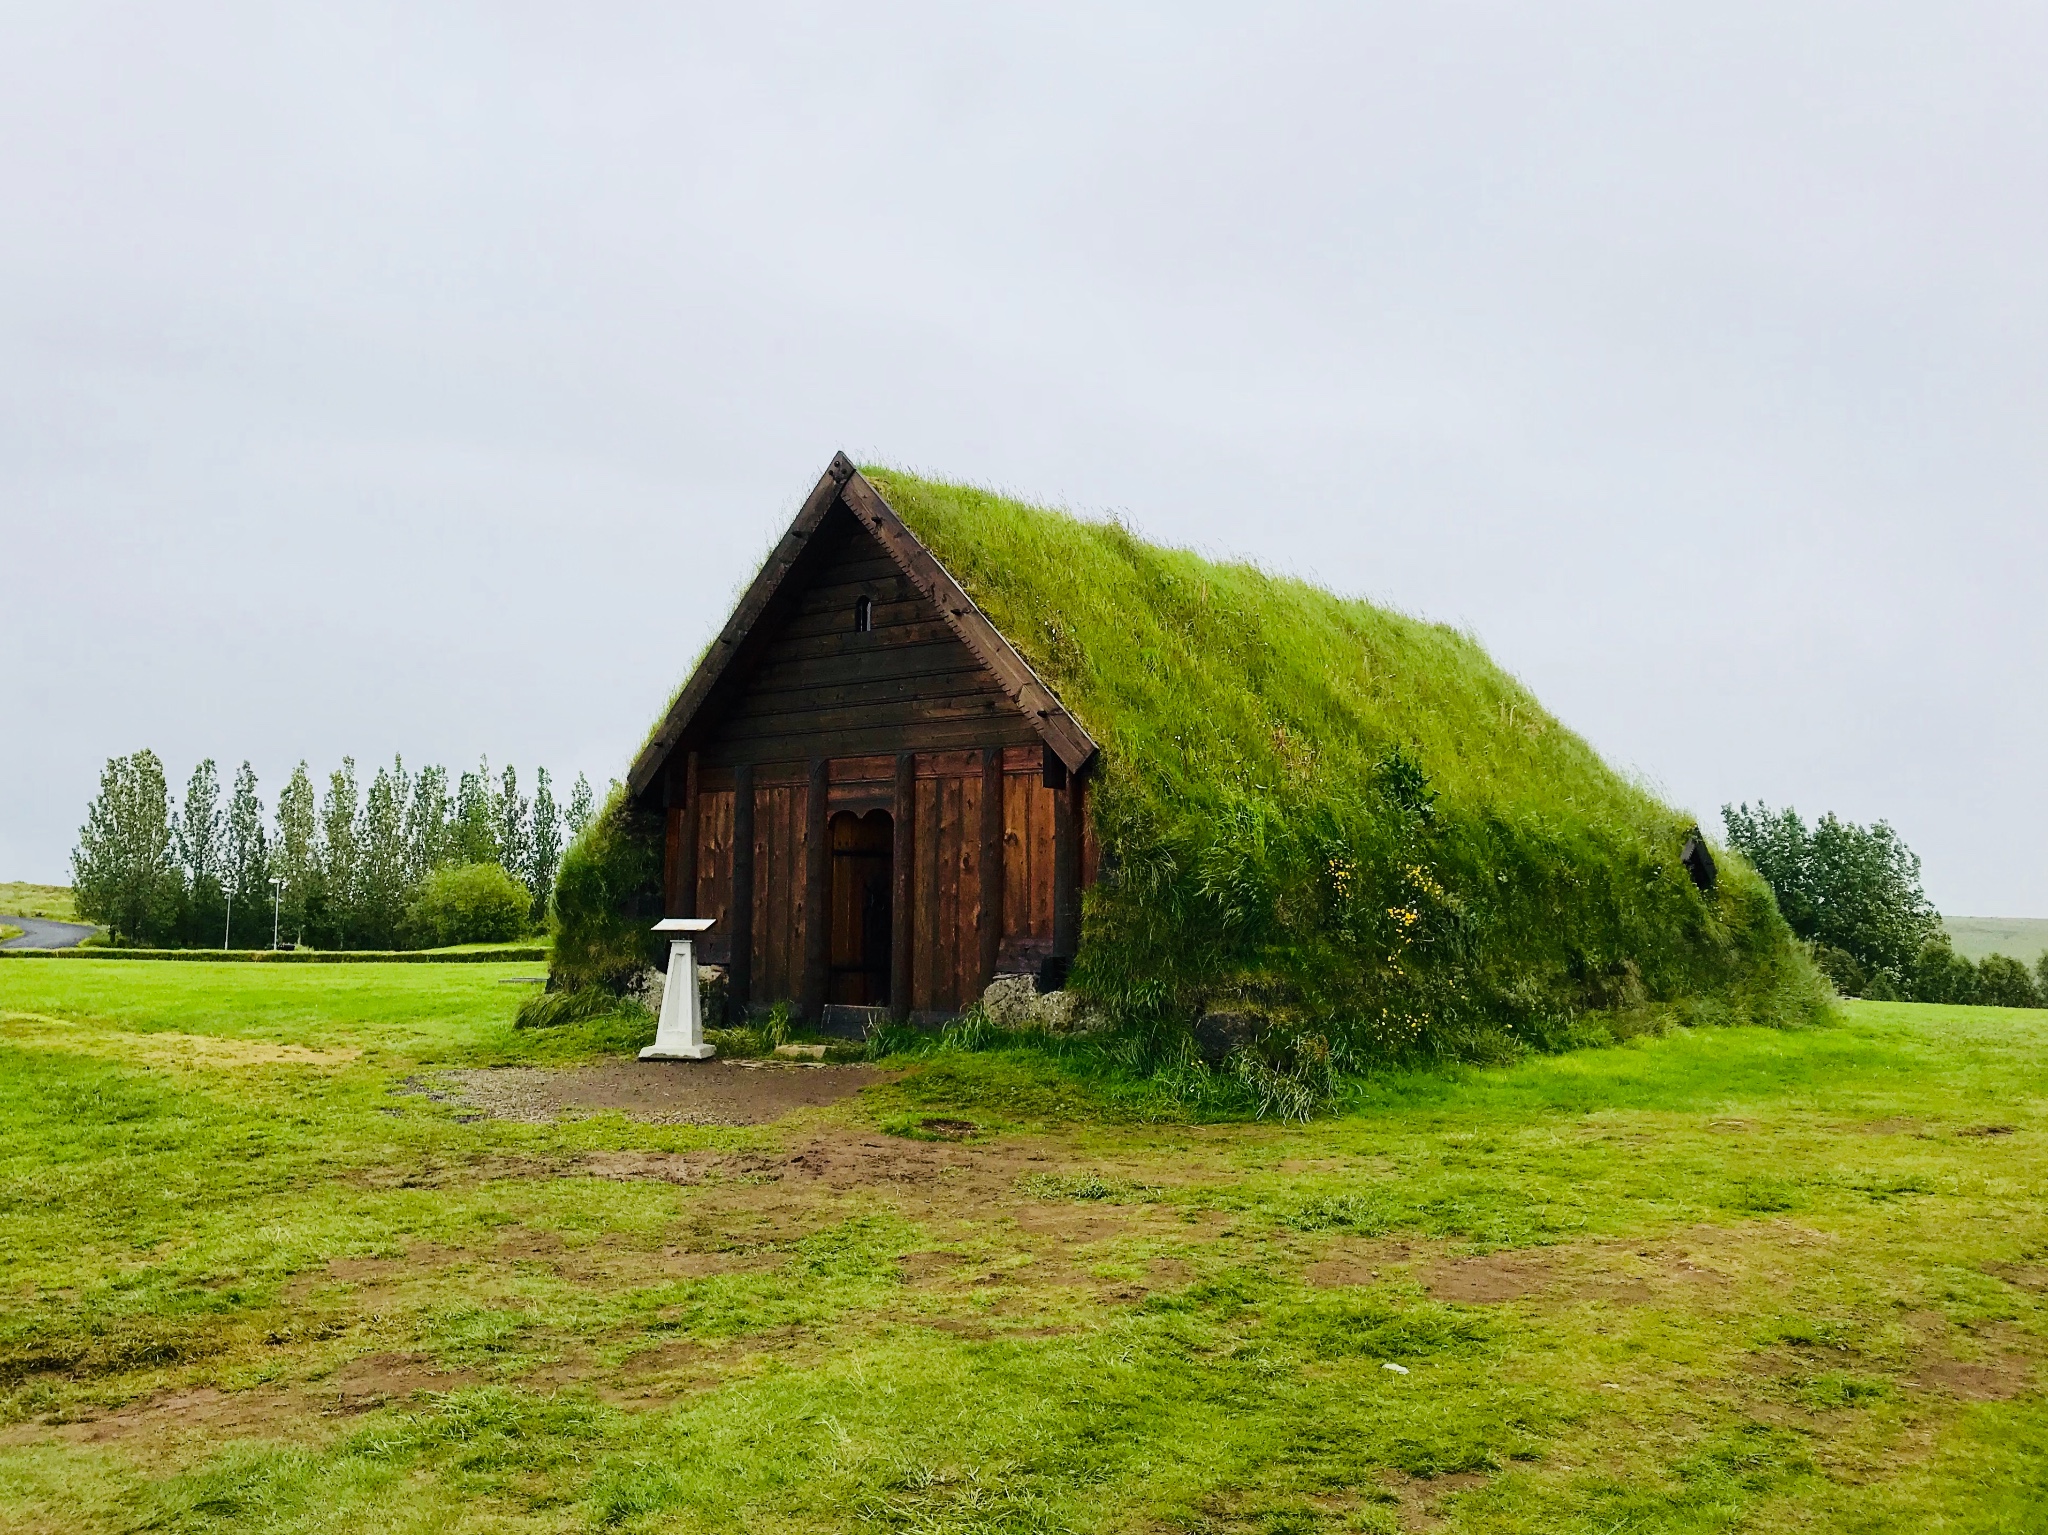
0;926;20;943
0;884;77;923
2;964;2045;1532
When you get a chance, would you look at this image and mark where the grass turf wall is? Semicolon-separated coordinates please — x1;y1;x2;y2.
547;785;665;994
866;470;1824;1061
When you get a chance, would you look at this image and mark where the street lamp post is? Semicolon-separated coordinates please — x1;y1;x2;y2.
271;877;286;951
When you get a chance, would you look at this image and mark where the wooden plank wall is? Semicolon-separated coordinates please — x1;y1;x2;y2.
697;519;1042;767
691;748;1073;1016
910;767;983;1013
693;790;734;965
670;504;1095;1016
1001;748;1058;972
749;782;808;1003
906;748;1065;1013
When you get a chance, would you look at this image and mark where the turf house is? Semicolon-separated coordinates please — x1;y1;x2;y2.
554;453;1819;1066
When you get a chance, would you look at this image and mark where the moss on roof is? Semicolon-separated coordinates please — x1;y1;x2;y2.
866;468;1821;1056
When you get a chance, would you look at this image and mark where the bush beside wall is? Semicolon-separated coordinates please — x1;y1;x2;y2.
547;788;664;994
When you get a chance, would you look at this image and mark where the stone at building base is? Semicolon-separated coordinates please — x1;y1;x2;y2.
980;973;1040;1027
629;966;666;1015
630;964;730;1024
979;975;1105;1035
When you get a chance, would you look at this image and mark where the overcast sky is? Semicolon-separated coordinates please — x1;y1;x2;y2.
4;3;2044;913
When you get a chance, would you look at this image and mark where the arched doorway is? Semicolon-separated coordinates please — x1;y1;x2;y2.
828;809;893;1005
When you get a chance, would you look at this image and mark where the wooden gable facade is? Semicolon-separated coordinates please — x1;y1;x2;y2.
628;455;1099;1023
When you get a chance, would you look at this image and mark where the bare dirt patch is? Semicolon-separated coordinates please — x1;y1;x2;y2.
0;1384;305;1449
1988;1262;2048;1292
436;1060;897;1126
900;1250;971;1285
1856;1116;1925;1136
1905;1354;2032;1401
575;1150;704;1185
1306;1239;1414;1288
918;1317;1078;1341
1423;1252;1553;1303
316;1351;479;1409
351;1151;573;1191
0;1013;359;1071
1380;1469;1490;1531
284;1242;470;1303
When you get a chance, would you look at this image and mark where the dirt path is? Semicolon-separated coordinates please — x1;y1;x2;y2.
429;1059;897;1126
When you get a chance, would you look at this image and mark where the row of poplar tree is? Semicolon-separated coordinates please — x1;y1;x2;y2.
72;748;596;949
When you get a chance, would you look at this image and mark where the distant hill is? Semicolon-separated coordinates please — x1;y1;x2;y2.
0;883;76;923
1944;916;2048;966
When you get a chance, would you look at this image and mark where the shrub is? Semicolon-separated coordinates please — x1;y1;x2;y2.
1810;944;1867;998
408;862;532;947
1976;953;2041;1010
547;787;664;993
1908;933;1978;1005
516;985;622;1030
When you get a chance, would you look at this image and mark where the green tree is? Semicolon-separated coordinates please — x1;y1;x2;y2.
1722;803;1939;985
1806;814;1937;975
175;758;224;947
530;767;563;924
1809;944;1867;999
223;762;269;948
353;759;411;948
1721;803;1817;937
454;760;497;865
404;764;453;883
494;765;531;903
1976;953;2041;1009
274;762;319;946
315;759;361;948
564;772;594;840
1909;932;1978;1005
72;750;182;944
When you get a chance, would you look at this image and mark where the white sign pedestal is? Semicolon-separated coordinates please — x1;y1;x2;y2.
639;918;717;1061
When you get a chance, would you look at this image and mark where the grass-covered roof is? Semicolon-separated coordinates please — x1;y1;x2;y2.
862;468;1820;1060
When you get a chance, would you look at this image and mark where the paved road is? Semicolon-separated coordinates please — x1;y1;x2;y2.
0;914;96;949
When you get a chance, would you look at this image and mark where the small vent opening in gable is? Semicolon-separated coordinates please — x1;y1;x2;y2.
854;595;873;633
